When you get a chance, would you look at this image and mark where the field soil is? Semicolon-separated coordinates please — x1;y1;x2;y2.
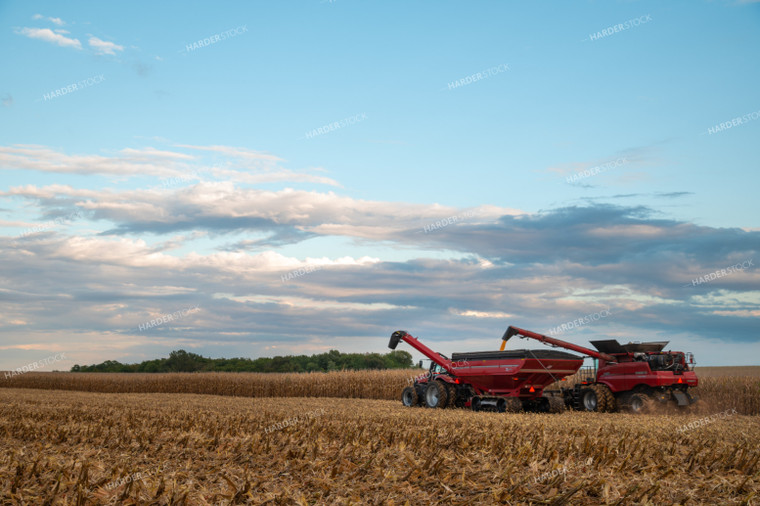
1;388;759;505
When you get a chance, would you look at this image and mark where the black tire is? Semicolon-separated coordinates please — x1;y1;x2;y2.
594;384;616;412
582;385;615;412
401;386;418;407
445;383;457;408
471;396;482;411
628;393;650;414
425;380;448;409
504;397;523;413
580;387;600;412
547;396;565;413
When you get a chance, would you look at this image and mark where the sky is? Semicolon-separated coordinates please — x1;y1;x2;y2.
1;0;759;371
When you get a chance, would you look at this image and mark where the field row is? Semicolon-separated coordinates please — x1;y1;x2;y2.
2;369;759;415
1;389;759;505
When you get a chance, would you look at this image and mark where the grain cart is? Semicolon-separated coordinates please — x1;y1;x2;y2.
501;326;699;413
389;330;584;412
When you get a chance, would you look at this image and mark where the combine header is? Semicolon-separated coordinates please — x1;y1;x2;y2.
390;325;698;413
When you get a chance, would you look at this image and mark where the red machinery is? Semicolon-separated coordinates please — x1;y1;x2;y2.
390;325;699;413
501;326;699;412
389;330;584;412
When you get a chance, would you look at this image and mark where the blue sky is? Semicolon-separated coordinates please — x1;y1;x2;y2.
1;0;758;370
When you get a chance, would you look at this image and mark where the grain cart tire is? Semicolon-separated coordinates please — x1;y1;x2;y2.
594;384;617;412
445;383;457;408
471;396;482;411
425;380;448;409
401;386;419;407
504;397;523;413
628;393;651;414
548;396;565;413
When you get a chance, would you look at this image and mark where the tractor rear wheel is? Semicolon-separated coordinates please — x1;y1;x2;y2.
401;386;418;407
424;380;448;409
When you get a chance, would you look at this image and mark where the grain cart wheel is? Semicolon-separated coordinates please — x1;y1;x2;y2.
594;385;616;412
547;396;565;413
471;396;482;411
503;397;523;413
401;386;419;407
425;380;448;409
445;383;457;408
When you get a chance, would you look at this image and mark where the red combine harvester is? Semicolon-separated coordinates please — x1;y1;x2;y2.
390;325;699;413
500;326;699;413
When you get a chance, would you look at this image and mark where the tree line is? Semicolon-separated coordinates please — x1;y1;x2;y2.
70;349;414;373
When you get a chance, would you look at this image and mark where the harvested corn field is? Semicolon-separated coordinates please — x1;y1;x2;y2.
2;369;760;415
1;388;759;505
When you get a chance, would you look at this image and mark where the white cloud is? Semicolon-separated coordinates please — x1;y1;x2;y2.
16;27;81;49
32;14;65;26
88;36;124;55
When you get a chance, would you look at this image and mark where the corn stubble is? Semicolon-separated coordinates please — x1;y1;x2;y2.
2;369;759;415
1;389;759;505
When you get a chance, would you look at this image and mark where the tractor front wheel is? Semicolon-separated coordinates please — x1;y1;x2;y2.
401;386;419;407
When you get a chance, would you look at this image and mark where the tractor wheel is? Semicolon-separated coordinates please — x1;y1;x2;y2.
401;386;418;407
547;396;565;413
628;393;651;414
445;383;457;408
594;384;616;413
424;380;448;409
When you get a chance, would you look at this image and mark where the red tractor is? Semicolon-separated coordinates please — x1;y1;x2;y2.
390;325;699;413
499;326;699;413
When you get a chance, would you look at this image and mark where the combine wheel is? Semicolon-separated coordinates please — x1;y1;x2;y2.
424;380;448;409
445;383;457;408
547;396;565;413
594;384;616;413
628;393;651;414
580;387;600;412
401;386;419;407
